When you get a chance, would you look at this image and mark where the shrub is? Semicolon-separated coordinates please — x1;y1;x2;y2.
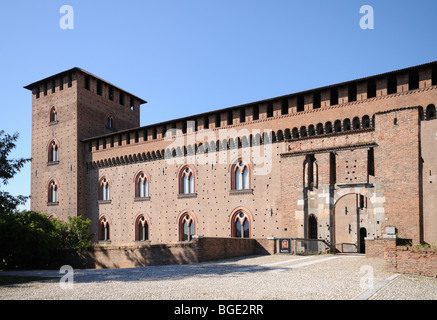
0;211;94;269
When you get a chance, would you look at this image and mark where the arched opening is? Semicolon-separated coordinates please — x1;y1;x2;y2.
308;215;318;240
179;212;196;241
333;193;374;253
343;118;351;131
231;208;252;238
359;227;367;254
426;104;436;120
362;115;371;128
334;120;342;133
325;121;333;134
316;123;324;135
352;117;361;130
49;107;57;122
98;216;110;241
135;214;149;241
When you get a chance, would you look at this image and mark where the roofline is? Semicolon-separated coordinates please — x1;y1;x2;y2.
23;67;147;104
82;60;437;142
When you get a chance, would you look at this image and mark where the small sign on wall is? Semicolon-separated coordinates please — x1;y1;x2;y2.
279;239;291;254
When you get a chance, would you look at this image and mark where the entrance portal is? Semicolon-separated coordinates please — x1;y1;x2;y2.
333;193;373;253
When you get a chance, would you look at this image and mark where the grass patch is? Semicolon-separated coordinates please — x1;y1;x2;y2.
0;275;55;286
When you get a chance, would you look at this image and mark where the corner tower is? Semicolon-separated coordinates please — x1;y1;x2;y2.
25;68;147;221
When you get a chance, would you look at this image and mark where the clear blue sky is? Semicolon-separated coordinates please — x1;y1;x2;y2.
1;0;436;210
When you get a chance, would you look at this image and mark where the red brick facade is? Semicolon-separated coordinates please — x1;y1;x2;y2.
25;62;437;254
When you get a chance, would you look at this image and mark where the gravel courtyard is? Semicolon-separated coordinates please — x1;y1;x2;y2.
1;254;436;300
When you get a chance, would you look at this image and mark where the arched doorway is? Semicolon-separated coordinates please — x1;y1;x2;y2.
359;227;367;254
308;214;318;239
333;193;373;253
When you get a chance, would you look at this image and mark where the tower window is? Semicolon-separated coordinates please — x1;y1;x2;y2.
99;177;110;201
50;107;58;123
48;180;59;203
85;75;90;90
97;80;102;96
108;86;114;101
119;92;125;105
130;97;135;110
48;140;59;162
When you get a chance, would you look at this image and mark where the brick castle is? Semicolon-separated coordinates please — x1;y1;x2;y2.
25;61;437;254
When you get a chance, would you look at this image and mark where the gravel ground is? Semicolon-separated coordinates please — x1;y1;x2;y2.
1;254;436;300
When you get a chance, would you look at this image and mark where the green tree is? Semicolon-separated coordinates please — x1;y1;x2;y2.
0;130;30;213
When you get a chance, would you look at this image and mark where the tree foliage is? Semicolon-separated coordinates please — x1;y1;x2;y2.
0;211;94;269
0;130;30;213
0;130;94;269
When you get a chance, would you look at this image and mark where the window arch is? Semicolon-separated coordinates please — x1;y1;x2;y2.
325;121;333;134
179;166;195;194
49;107;57;122
308;125;315;136
300;126;307;137
316;123;324;135
334;120;342;132
48;179;59;203
48;139;59;162
352;117;361;130
179;211;196;241
99;177;110;201
135;214;150;241
135;171;149;198
343;118;351;131
303;154;318;189
232;160;250;190
362;115;371;128
106;114;116;130
231;208;252;238
98;216;110;241
426;104;436;120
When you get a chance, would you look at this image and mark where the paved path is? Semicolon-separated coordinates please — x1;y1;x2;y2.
1;254;436;300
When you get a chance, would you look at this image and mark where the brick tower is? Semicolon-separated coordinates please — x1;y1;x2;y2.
24;68;147;221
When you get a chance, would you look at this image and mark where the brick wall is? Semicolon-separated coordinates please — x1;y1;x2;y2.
385;243;437;277
52;237;276;269
366;238;437;277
